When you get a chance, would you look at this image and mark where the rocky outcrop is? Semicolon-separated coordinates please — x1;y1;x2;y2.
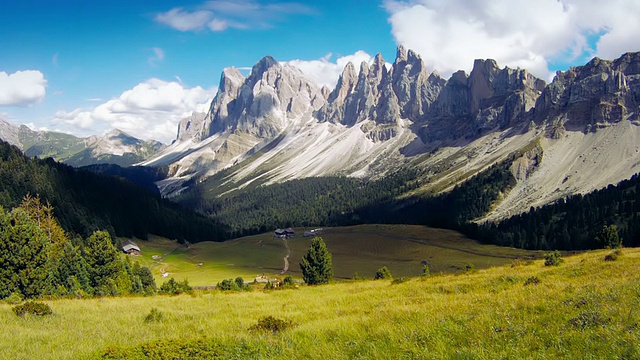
535;52;640;133
204;56;326;139
510;143;543;181
176;112;207;143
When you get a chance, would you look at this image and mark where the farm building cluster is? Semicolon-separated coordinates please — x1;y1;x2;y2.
274;228;324;238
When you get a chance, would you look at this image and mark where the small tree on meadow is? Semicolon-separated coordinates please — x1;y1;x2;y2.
300;237;333;285
374;266;392;280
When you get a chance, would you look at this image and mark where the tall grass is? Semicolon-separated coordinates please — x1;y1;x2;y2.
1;249;638;359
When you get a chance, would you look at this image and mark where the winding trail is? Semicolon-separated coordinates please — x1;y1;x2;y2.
280;238;291;274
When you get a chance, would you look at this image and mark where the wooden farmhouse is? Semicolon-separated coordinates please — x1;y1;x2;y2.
122;240;141;255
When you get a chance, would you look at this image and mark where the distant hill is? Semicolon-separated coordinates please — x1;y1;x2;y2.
0;118;165;167
0;140;226;242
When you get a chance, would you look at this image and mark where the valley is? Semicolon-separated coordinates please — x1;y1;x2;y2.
133;225;543;285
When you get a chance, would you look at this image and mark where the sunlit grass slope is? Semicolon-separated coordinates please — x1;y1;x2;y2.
133;225;542;285
2;248;639;359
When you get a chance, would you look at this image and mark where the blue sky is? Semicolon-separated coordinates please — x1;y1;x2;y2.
1;0;639;143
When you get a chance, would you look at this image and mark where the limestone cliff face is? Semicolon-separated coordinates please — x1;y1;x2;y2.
535;52;640;132
422;59;546;142
202;56;326;140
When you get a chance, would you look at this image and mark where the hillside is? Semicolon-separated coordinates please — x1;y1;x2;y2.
0;118;165;167
145;49;640;226
0;140;224;242
2;248;638;359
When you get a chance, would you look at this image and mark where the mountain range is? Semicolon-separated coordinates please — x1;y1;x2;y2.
140;46;640;222
0;118;165;167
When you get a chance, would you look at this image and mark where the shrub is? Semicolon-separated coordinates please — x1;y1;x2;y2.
218;277;251;291
3;292;23;305
568;310;610;329
144;308;164;323
391;277;407;285
264;281;274;290
604;249;621;261
374;266;392;280
249;316;293;333
282;276;295;286
465;263;475;272
544;251;563;266
159;278;193;295
12;301;52;317
421;265;430;277
524;276;541;286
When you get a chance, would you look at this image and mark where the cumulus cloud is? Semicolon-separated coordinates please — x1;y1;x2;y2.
0;70;47;106
383;0;640;80
53;79;216;143
285;51;374;88
156;1;313;32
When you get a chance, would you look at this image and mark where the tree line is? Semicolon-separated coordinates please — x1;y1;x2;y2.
0;141;227;243
0;196;156;300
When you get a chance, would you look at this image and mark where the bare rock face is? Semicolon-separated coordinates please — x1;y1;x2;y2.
535;52;640;133
205;56;326;139
420;58;545;142
510;143;544;181
176;112;208;143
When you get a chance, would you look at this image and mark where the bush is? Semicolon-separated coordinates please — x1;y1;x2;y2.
465;263;475;272
249;316;293;333
3;292;23;305
217;277;251;291
144;308;164;323
374;266;392;280
391;277;407;285
524;276;541;286
544;251;563;266
282;276;295;286
159;278;193;295
12;301;52;317
421;265;430;277
604;249;621;261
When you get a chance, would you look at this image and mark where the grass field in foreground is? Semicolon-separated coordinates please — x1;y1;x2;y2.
130;224;544;285
1;248;638;359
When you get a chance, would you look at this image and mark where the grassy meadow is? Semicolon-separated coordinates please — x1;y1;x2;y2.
1;248;639;359
133;225;543;285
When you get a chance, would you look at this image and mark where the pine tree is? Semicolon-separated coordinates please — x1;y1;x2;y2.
300;237;333;285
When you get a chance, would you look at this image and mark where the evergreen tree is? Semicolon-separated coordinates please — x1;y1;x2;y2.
595;224;622;249
300;237;333;285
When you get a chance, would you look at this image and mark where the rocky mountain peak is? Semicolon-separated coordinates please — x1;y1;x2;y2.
395;45;408;65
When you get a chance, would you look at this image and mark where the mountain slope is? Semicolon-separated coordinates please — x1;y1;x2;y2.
0;140;225;242
147;49;640;224
0;118;165;167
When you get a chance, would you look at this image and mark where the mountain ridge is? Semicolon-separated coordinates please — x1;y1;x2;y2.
0;118;165;167
143;47;640;223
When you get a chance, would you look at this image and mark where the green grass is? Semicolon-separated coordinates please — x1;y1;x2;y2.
131;225;542;285
2;248;639;359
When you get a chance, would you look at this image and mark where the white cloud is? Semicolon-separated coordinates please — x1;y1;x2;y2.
156;1;314;32
285;51;374;88
148;47;165;66
383;0;640;80
53;79;216;143
0;70;47;106
155;8;213;32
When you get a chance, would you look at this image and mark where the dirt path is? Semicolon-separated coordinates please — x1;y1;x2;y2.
280;238;291;274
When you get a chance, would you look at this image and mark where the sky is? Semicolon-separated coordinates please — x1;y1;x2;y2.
1;0;639;144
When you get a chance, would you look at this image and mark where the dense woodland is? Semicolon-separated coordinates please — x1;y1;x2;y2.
469;174;640;250
0;196;156;299
0;141;225;242
179;169;423;238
